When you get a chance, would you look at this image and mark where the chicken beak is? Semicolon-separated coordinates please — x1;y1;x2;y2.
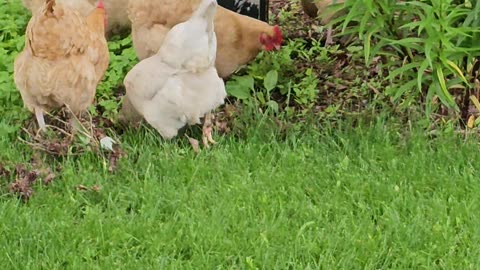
274;44;281;50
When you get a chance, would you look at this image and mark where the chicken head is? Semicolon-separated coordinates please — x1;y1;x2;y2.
259;25;283;51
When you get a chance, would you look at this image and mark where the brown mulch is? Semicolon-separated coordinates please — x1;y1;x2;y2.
269;0;387;114
270;0;326;41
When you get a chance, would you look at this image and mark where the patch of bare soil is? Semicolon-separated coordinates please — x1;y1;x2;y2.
270;0;325;41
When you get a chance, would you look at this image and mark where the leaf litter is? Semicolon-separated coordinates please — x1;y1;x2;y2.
8;165;39;202
8;106;128;201
18;106;125;166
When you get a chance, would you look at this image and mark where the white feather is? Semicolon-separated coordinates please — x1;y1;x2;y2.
123;0;226;139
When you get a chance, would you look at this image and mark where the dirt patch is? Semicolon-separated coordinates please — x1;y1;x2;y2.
270;0;326;41
18;107;125;170
8;165;39;202
2;155;62;202
10;106;127;201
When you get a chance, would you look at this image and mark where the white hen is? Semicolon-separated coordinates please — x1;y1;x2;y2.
121;0;226;147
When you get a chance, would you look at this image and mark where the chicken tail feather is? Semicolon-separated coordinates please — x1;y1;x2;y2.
192;0;216;19
35;107;46;132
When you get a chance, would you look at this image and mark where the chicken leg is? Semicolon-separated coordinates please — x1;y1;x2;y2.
325;26;334;46
202;112;216;147
35;107;46;132
119;95;143;128
69;117;83;133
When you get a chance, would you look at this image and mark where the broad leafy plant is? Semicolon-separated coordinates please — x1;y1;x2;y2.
336;0;480;118
95;36;138;119
226;39;324;118
0;2;30;134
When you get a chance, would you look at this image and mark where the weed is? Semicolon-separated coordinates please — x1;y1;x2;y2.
336;0;480;121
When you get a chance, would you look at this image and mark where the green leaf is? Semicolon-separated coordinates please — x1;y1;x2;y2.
417;60;430;92
226;76;255;100
256;92;266;105
470;95;480;112
443;59;468;85
435;65;457;109
266;100;279;114
236;75;255;91
391;80;417;101
263;70;278;92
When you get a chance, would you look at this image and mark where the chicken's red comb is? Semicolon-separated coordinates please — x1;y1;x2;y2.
273;25;283;43
96;0;105;9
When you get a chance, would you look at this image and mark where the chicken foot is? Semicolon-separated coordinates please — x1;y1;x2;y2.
202;112;216;148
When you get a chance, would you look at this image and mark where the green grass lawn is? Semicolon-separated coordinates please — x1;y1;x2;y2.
1;121;480;269
2;1;480;269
